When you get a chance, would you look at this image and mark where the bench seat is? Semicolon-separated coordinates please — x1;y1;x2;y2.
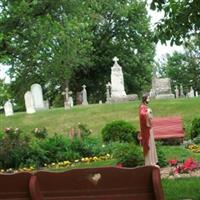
29;166;164;200
152;117;184;140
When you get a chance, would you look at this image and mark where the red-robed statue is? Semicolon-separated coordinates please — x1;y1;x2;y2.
139;94;158;166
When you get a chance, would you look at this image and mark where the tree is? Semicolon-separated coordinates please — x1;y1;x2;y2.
0;0;155;106
70;0;155;102
150;0;200;45
0;78;10;107
163;36;200;95
0;0;93;106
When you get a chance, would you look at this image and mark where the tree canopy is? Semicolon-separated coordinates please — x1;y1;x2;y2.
0;0;155;107
150;0;200;45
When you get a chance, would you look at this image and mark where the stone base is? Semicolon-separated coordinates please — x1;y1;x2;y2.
111;94;138;103
155;94;175;99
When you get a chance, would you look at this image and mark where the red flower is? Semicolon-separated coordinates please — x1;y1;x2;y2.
116;163;123;168
168;159;178;166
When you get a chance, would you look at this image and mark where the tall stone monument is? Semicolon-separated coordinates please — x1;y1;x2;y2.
82;85;88;105
31;83;45;110
111;57;126;98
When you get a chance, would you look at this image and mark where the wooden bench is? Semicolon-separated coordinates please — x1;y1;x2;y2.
29;166;164;200
152;117;184;141
0;172;32;200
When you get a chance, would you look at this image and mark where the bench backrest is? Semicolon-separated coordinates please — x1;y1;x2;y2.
0;172;32;200
152;117;184;139
30;166;164;200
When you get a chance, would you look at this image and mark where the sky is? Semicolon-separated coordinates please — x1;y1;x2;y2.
0;1;184;83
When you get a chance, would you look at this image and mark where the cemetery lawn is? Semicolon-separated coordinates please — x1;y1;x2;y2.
1;98;200;138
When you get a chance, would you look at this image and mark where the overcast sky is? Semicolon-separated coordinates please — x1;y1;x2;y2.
0;1;184;82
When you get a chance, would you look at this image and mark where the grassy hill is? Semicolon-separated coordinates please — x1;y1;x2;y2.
1;98;200;137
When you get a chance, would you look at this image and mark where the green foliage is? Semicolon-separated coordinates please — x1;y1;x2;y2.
113;142;143;167
41;134;76;163
0;128;30;169
101;120;137;143
150;0;200;45
0;0;154;106
160;35;200;95
77;123;92;138
32;127;48;139
70;137;102;157
0;79;11;107
190;118;200;139
156;142;167;167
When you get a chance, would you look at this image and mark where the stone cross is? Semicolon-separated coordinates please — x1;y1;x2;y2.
62;87;69;102
113;56;119;64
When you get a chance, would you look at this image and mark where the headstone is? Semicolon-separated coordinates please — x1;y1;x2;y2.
82;85;88;105
62;87;72;109
111;57;126;98
154;78;174;99
68;91;74;108
195;91;199;97
106;82;111;103
99;100;102;104
150;67;174;99
62;87;69;102
24;91;36;114
43;100;49;109
175;85;179;98
76;92;83;105
187;86;194;98
31;83;45;110
4;100;14;116
180;84;184;97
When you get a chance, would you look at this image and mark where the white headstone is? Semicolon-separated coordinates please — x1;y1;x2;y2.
175;85;179;98
31;83;45;110
4;100;14;116
24;91;36;114
188;86;194;98
111;57;126;98
82;85;88;105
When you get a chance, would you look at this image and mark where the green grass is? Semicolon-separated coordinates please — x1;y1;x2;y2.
1;98;200;137
163;177;200;200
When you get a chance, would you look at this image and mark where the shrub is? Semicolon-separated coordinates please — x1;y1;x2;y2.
42;134;74;163
101;120;137;143
70;137;102;157
191;118;200;139
156;142;168;167
113;142;143;167
0;128;30;169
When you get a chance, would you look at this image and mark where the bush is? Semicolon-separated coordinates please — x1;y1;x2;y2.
191;118;200;139
156;142;168;167
0;128;31;169
42;134;74;163
101;120;138;143
113;142;144;167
